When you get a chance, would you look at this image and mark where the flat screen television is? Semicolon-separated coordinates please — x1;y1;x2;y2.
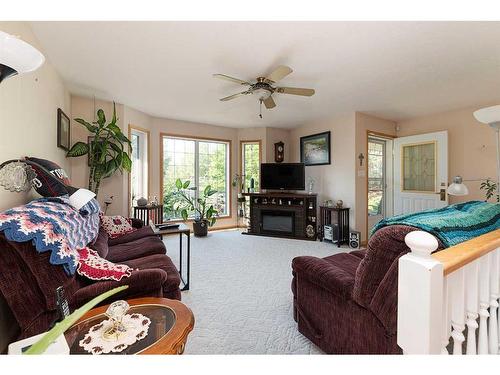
260;163;305;190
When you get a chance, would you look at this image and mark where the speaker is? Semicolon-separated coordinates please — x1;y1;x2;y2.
349;231;361;249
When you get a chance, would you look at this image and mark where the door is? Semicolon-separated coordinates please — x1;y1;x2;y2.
393;131;448;215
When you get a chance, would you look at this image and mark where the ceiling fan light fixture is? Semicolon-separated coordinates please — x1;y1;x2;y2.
0;30;45;83
252;88;272;100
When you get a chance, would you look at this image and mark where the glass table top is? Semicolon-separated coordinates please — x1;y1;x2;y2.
65;304;176;355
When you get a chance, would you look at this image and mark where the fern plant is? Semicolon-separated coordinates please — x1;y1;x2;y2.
66;102;132;196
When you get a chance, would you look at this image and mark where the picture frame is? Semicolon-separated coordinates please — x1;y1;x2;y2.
57;108;71;151
300;131;331;166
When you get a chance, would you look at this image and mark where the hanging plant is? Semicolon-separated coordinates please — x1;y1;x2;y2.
66;102;132;196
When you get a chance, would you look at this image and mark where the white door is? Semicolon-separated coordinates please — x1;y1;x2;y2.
393;131;448;215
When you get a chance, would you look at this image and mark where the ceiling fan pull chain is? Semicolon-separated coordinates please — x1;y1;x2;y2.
259;99;263;119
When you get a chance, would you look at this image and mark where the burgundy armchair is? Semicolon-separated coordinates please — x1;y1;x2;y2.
291;225;443;354
0;219;180;352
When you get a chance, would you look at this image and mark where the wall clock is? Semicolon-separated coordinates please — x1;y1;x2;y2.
274;141;284;163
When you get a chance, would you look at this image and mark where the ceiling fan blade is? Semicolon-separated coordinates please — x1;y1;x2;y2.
265;65;293;83
276;87;315;96
219;91;250;101
213;74;251;85
263;96;276;109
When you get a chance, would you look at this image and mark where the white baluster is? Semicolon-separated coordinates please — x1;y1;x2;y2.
478;255;490;354
464;261;479;355
441;277;451;354
489;251;499;354
398;231;443;354
449;269;466;354
497;248;500;351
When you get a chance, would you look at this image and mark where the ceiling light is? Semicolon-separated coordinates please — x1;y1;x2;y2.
253;88;272;100
0;30;45;84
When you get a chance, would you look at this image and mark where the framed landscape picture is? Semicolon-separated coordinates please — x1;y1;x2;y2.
300;131;331;166
57;108;71;151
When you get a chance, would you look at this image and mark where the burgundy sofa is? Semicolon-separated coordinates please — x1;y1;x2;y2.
0;219;181;352
291;224;444;354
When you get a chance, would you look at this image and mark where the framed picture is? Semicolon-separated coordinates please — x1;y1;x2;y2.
300;131;331;166
57;108;71;151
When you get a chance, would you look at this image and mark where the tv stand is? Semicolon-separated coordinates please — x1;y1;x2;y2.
242;192;317;241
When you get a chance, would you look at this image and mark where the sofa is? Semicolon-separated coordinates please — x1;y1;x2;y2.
0;218;181;352
291;224;444;354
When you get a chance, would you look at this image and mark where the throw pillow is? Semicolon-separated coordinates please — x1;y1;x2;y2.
25;157;73;197
100;214;137;239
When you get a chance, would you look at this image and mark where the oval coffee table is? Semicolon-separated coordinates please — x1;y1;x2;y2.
65;297;194;354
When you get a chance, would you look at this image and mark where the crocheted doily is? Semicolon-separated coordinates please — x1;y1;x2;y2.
79;313;151;354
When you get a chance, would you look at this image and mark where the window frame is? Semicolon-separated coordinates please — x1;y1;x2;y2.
239;140;262;192
128;125;150;216
160;133;232;221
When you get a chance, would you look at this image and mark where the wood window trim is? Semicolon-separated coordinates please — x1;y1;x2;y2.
128;124;151;217
239;139;262;191
365;130;396;243
159;132;233;220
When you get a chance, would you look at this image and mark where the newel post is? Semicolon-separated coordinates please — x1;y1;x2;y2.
397;231;444;354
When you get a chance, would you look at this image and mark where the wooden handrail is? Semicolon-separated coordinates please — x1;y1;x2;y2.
432;229;500;275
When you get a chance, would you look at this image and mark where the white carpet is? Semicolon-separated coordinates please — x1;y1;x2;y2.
163;229;346;354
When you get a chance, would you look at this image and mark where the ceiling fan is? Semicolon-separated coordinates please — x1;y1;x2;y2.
213;65;315;118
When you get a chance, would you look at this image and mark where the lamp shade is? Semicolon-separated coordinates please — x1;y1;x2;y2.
447;176;469;196
69;188;96;210
0;30;45;83
473;105;500;125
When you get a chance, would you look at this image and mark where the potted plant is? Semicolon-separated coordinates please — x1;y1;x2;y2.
173;178;218;237
66;102;132;196
22;285;128;354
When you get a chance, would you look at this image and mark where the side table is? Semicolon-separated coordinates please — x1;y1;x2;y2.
151;223;191;291
318;206;350;247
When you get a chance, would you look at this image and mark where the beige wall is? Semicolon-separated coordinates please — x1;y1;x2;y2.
0;21;71;352
265;127;290;163
289;114;357;229
396;105;498;204
355;113;397;242
0;22;71;211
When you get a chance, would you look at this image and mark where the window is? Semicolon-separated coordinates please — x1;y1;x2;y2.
368;139;385;216
402;142;436;192
129;127;149;212
162;135;230;220
240;141;261;192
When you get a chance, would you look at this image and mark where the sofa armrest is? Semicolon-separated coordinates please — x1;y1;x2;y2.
292;256;355;300
130;218;144;229
70;269;167;308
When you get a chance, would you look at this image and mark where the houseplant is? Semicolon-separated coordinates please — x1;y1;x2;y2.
24;285;128;354
480;179;499;202
66;103;132;196
173;178;218;237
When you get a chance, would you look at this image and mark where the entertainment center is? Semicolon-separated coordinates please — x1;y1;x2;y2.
242;192;317;241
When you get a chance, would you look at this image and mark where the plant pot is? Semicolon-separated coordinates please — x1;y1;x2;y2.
193;220;208;237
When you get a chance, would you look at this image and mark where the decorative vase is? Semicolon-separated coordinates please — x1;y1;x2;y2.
137;197;148;207
193;220;208;237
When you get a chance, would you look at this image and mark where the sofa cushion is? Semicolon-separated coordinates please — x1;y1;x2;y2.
292;252;362;300
89;227;109;258
108;226;156;246
123;254;181;294
349;249;367;259
107;235;166;263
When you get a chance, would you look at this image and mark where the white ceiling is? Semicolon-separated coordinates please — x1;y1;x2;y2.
29;21;500;128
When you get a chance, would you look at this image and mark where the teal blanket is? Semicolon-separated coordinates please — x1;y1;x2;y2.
371;201;500;248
